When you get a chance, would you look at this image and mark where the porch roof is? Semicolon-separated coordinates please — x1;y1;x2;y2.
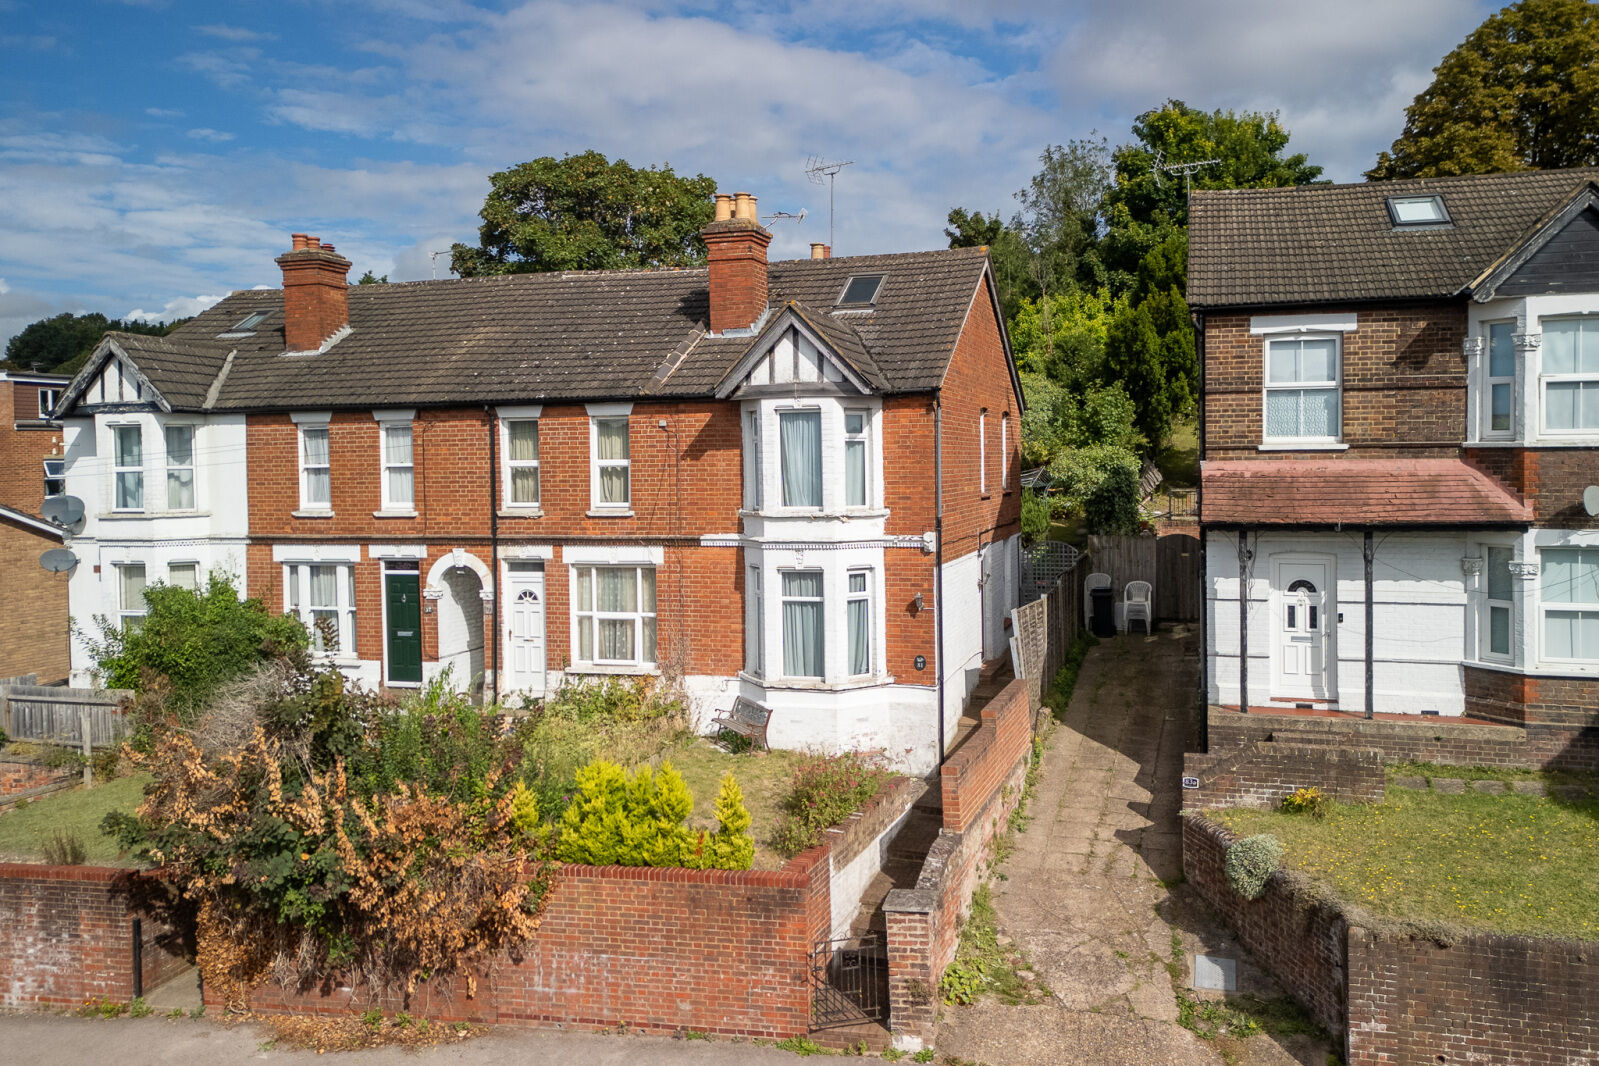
1200;458;1532;528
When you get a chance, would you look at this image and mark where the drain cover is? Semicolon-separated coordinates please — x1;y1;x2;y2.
1192;954;1237;991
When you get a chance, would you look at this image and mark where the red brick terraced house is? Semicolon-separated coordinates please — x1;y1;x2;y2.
53;194;1023;773
1189;168;1599;754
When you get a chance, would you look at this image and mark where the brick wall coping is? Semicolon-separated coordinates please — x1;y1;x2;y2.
557;843;828;888
0;861;137;882
941;679;1030;777
823;774;925;870
1209;706;1523;743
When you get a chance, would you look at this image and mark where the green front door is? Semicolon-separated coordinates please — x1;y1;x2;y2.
385;570;423;685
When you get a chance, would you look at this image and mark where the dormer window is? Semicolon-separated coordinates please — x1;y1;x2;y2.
1386;195;1449;226
837;274;884;307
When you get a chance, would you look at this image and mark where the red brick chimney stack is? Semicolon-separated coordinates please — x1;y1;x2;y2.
276;233;352;352
702;191;771;332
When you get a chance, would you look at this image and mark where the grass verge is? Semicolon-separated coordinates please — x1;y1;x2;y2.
0;774;150;865
1387;761;1597;790
1154;417;1198;488
1214;788;1599;939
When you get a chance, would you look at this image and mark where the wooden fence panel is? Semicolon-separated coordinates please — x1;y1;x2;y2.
0;685;131;748
1009;552;1086;713
1156;534;1202;622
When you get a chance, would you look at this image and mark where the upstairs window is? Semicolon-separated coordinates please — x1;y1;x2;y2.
112;424;143;510
979;409;988;494
1541;317;1599;433
165;424;194;510
844;409;869;508
1264;336;1340;442
37;388;59;419
299;425;331;510
1483;322;1516;438
743;409;763;511
1542;548;1599;662
1001;413;1011;490
779;409;823;508
504;419;540;506
43;458;64;498
837;274;884;307
592;416;631;509
1386;195;1449;226
381;423;414;510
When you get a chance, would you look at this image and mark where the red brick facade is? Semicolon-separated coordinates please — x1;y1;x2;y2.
0;376;66;515
0;512;70;683
1464;445;1598;527
1181;740;1385;811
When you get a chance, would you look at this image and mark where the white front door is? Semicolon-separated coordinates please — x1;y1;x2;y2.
503;564;546;697
1272;557;1335;700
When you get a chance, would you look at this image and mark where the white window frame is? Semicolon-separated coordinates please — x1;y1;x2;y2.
1539;547;1599;665
296;418;332;511
379;422;414;511
1000;412;1010;490
116;562;147;630
1262;334;1342;444
500;410;542;509
777;406;824;511
780;568;826;679
844;407;870;509
744;408;763;511
168;562;200;592
587;403;633;512
37;388;59;419
111;423;143;511
1481;321;1517;440
164;423;195;511
1538;314;1599;437
745;565;763;677
979;409;988;495
571;564;656;667
846;568;873;677
43;458;64;498
284;561;358;658
1481;545;1514;664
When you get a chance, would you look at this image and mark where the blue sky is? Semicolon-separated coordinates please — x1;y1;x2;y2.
0;0;1497;348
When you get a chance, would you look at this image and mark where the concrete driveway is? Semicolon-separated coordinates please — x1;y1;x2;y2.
932;625;1332;1066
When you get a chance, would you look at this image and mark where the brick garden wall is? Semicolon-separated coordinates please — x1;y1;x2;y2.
1182;740;1384;811
0;864;187;1009
1207;706;1599;773
1184;814;1599;1065
884;679;1034;1049
0;756;74;802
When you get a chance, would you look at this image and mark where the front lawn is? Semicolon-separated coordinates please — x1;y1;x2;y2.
1213;786;1599;940
664;739;810;869
0;774;151;865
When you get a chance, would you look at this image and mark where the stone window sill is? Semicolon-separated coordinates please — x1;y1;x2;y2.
567;663;659;676
372;509;419;519
292;509;334;519
745;672;896;692
498;508;544;519
1257;442;1349;452
586;509;635;518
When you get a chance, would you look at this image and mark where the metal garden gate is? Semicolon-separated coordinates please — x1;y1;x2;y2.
809;933;885;1029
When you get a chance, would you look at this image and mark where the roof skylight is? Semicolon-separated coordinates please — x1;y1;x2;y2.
838;274;885;306
1387;195;1450;227
219;310;270;337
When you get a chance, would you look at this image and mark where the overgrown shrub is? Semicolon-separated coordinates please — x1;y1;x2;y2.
1049;444;1141;535
1224;834;1284;901
554;759;753;869
772;752;892;857
42;828;87;865
1280;786;1327;819
1020;489;1054;544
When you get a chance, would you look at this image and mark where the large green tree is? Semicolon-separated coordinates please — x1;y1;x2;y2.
3;312;180;376
1368;0;1599;180
945;207;1034;322
451;151;718;277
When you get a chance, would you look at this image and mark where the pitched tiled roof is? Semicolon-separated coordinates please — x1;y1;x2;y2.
1201;459;1531;527
76;247;991;413
1188;167;1599;310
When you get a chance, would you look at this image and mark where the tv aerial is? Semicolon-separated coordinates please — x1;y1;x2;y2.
1152;149;1222;198
762;209;807;225
805;156;854;252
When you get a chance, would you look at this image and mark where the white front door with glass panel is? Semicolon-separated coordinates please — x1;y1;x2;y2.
503;564;546;697
1272;558;1336;700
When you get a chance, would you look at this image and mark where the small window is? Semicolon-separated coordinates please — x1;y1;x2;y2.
504;419;540;506
1000;413;1010;490
222;310;270;336
43;458;64;498
117;563;147;631
381;423;414;510
38;388;59;419
165;424;195;510
847;569;872;676
1483;322;1515;437
746;565;763;677
844;409;869;508
168;562;199;592
744;409;762;511
592;416;631;508
781;570;825;678
299;425;331;509
979;409;988;495
837;274;884;306
1484;547;1513;661
1386;195;1449;226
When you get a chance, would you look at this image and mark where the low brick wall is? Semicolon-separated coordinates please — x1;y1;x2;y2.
885;679;1034;1049
0;756;74;802
822;775;925;940
1184;813;1599;1065
1208;706;1599;772
1182;740;1384;811
0;863;187;1008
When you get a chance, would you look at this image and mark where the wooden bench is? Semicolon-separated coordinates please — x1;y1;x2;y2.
711;696;772;750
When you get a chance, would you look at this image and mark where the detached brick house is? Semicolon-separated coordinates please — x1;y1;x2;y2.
1189;168;1599;743
54;194;1023;772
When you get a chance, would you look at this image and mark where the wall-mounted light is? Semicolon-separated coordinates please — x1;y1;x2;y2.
912;592;924;613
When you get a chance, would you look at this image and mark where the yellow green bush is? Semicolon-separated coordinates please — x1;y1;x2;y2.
555;759;753;870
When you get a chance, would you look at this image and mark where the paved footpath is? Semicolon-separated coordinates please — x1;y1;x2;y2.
933;625;1331;1066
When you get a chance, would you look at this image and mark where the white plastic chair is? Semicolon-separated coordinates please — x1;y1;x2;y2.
1084;572;1111;629
1124;580;1153;634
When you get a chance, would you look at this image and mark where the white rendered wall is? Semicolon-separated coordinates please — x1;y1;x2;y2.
940;549;983;745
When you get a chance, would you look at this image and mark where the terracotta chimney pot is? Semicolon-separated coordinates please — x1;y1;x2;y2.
291;233;310;251
810;243;828;260
714;194;734;222
733;192;756;222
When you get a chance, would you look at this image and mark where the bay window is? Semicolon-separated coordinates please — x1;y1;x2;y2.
847;570;871;676
744;409;763;510
1541;548;1599;662
1264;336;1340;441
1483;323;1515;437
573;565;656;666
779;410;822;508
781;570;825;677
285;562;357;657
165;424;195;510
746;565;763;676
844;410;869;508
1483;546;1513;661
113;424;143;510
1541;317;1599;433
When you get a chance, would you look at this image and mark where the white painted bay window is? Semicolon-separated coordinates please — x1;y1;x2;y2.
299;425;331;510
1540;317;1599;433
845;409;869;508
847;570;872;676
779;409;822;508
1264;336;1340;442
285;562;357;656
165;424;195;509
1541;548;1599;662
1483;322;1516;438
168;562;199;592
744;409;763;510
1483;546;1513;662
504;419;540;506
113;424;143;510
745;565;763;676
381;423;414;510
117;563;146;630
573;565;656;666
781;570;825;677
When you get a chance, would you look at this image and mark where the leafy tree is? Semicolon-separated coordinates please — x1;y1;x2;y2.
946;207;1035;321
1367;0;1599;179
1008;287;1118;387
451;150;718;277
1015;138;1113;294
356;270;388;285
1105;301;1175;446
1048;444;1142;535
4;312;181;376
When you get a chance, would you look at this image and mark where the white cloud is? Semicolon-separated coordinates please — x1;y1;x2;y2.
145;107;185;119
185;128;236;143
0;278;8;294
125;293;228;323
195;24;276;42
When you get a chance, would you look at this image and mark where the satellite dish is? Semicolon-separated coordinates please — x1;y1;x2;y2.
1585;485;1599;517
41;495;85;534
40;548;78;572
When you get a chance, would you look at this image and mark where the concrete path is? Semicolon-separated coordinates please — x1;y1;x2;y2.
933;625;1331;1066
